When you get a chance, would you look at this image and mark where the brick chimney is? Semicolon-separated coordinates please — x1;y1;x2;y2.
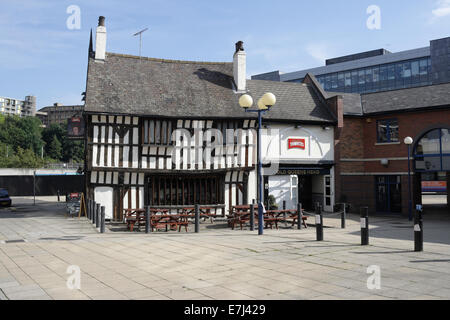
95;16;107;60
233;41;246;92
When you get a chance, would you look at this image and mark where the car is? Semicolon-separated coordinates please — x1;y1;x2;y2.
0;189;12;207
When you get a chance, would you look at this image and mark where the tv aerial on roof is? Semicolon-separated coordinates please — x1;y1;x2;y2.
133;28;149;60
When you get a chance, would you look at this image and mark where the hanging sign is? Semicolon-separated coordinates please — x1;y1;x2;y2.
288;138;306;150
67;116;85;139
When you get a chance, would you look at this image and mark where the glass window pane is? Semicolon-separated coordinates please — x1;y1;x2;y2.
325;75;331;90
403;62;411;78
372;67;379;82
423;157;442;171
365;68;373;82
388;64;395;80
380;66;387;81
419;58;428;75
443;156;450;171
416;129;441;155
388;120;399;142
442;129;450;153
345;72;351;87
331;73;338;89
358;70;365;84
411;61;419;76
351;71;358;85
338;72;344;88
377;119;398;143
377;121;388;143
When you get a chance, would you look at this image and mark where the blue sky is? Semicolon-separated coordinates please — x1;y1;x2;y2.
1;0;449;110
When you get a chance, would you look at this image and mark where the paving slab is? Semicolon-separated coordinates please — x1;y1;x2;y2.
0;198;450;300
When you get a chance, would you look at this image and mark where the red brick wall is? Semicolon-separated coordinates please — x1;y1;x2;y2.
337;108;450;215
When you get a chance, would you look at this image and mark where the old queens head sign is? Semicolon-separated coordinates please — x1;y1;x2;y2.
288;138;306;150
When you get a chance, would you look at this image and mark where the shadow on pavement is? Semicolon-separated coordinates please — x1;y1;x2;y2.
346;203;450;246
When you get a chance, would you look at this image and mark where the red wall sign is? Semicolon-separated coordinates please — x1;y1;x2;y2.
288;138;306;150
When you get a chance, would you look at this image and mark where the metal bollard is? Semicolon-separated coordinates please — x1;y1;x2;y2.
297;203;302;230
282;200;287;227
96;203;100;228
315;204;323;241
91;201;95;223
360;207;369;245
91;201;96;223
414;205;423;252
250;200;255;231
90;199;94;221
100;206;105;233
145;206;150;234
91;200;95;223
341;203;346;229
90;200;94;221
87;199;91;220
57;190;60;202
195;204;200;233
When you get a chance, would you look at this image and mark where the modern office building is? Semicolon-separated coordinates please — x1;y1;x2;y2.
0;95;36;117
252;36;450;94
37;103;84;127
252;36;450;216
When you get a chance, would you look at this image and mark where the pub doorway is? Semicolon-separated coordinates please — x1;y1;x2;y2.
298;176;313;211
264;167;333;212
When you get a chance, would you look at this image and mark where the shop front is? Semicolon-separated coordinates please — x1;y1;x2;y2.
260;123;335;212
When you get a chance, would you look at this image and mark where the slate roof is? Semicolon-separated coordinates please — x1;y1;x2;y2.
246;80;336;123
323;83;450;116
84;53;336;123
325;92;363;116
360;82;450;114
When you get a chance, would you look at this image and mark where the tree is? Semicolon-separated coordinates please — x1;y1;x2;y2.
47;135;62;161
42;122;84;163
0;147;44;168
0;115;43;154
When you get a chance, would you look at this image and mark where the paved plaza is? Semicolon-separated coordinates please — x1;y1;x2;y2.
0;196;449;300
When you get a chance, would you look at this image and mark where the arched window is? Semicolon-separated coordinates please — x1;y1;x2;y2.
414;129;450;172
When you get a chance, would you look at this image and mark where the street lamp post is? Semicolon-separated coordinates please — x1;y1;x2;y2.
404;137;414;221
239;93;276;235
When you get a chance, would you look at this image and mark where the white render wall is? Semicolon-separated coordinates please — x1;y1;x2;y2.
260;123;334;163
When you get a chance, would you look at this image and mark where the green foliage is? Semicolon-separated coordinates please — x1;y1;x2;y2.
0;115;43;154
48;135;62;160
0;116;84;168
0;146;44;168
267;195;279;210
42;121;84;163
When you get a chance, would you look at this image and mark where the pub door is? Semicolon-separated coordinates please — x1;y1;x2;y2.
298;176;313;211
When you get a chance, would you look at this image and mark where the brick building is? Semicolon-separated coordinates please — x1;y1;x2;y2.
255;37;450;216
37;103;84;127
323;81;450;216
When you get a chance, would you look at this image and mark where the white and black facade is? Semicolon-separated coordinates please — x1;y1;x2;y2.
84;17;340;221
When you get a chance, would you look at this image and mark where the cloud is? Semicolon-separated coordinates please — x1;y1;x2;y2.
432;0;450;18
305;43;330;64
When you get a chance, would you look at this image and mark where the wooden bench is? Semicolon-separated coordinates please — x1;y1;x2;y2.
151;215;189;232
228;206;308;230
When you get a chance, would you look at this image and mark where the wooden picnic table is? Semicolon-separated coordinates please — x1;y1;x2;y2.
124;208;169;231
150;214;189;232
265;209;308;229
180;206;220;223
228;206;308;230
